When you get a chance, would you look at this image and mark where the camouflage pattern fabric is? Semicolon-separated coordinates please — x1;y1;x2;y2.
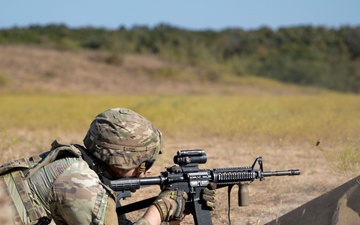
83;108;163;170
1;106;166;224
0;185;14;225
0;142;112;225
0;153;48;224
0;140;172;225
48;158;109;225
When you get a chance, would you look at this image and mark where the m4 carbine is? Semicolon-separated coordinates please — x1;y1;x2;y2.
102;149;300;225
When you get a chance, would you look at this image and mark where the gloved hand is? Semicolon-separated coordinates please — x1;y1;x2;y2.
202;183;217;210
152;190;188;222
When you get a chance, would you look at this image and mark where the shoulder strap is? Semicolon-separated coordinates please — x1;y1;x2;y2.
1;169;50;224
72;144;96;170
25;140;82;179
0;155;43;175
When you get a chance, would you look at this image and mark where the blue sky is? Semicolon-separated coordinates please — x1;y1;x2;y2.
1;0;359;31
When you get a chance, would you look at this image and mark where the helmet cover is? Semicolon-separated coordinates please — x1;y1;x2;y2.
83;108;163;169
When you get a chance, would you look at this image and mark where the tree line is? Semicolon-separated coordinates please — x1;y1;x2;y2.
1;24;359;93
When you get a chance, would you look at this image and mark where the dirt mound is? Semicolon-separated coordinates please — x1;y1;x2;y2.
0;45;312;96
265;175;360;225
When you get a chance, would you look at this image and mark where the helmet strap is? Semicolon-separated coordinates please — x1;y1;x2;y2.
137;162;146;176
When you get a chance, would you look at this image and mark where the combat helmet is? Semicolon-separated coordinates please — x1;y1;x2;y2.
83;108;163;170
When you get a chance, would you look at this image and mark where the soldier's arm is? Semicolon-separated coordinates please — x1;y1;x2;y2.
51;160;111;225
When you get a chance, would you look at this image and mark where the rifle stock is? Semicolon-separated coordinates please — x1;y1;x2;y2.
104;150;300;225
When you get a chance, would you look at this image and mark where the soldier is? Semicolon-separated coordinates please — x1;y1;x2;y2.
0;108;216;225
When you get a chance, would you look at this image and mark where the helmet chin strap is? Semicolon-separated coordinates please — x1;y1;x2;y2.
137;162;146;176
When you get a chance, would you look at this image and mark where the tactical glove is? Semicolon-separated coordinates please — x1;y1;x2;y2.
152;190;188;222
201;183;217;210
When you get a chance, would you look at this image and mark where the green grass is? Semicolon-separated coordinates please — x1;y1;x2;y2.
317;136;360;174
1;93;359;142
1;92;360;173
0;73;11;86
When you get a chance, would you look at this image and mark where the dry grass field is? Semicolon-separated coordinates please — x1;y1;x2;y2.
0;45;359;225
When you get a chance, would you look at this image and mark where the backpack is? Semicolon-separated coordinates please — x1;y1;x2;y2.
0;140;82;225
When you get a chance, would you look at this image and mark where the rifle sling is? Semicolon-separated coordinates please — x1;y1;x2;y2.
116;196;157;214
228;185;234;225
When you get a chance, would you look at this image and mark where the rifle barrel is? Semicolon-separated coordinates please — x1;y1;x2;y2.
263;169;300;177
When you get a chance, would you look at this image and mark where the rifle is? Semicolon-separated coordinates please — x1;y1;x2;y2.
101;149;300;225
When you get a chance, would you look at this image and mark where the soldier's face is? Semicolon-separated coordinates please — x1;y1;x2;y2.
138;167;152;178
110;166;152;178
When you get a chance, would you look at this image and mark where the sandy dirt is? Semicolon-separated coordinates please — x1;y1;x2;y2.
0;129;356;225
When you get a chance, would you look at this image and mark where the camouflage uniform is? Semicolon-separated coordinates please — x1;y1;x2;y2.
0;142;112;225
1;108;202;225
0;108;163;225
